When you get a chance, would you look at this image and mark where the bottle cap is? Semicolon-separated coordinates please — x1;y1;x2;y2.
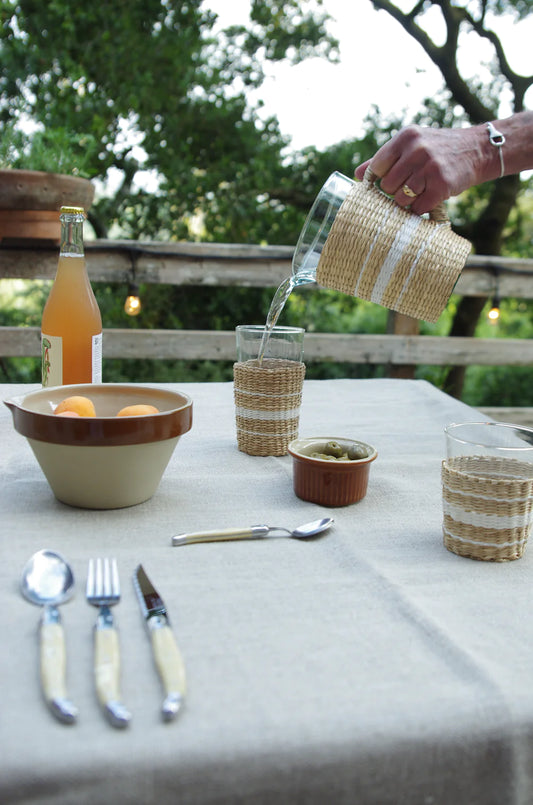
60;206;85;216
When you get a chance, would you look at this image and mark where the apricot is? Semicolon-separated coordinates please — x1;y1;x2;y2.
116;404;160;417
56;411;82;418
54;395;96;417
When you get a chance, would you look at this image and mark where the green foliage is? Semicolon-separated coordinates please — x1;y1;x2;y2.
0;0;338;240
0;280;47;382
0;0;532;404
490;0;533;18
0;122;99;176
462;365;533;406
3;277;531;402
461;297;533;407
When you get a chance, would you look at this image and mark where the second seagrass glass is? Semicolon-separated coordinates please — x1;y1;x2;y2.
442;422;533;561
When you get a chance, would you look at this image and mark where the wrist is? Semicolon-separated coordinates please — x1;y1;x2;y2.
483;111;533;179
486;121;505;178
468;124;499;186
472;122;502;184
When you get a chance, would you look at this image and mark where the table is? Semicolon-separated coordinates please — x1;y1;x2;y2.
1;378;531;805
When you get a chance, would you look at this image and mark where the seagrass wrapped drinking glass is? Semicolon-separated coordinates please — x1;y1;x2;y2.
233;326;305;456
442;422;533;561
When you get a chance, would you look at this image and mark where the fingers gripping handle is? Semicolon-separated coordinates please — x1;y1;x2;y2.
40;621;78;724
363;166;449;223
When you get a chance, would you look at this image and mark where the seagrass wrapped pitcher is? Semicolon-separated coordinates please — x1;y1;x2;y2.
293;169;472;323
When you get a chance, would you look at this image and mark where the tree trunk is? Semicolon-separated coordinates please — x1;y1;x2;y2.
386;311;419;379
369;1;531;400
444;174;521;398
442;296;487;397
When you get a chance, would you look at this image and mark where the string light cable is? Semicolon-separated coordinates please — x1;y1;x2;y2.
123;250;142;316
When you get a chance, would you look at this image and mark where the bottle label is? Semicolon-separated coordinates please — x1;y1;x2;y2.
41;334;63;387
92;333;103;382
41;332;103;386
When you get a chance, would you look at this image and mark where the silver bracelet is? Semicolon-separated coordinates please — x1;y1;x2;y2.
486;121;505;178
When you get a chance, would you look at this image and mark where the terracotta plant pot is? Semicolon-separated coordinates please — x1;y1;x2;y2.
0;169;95;244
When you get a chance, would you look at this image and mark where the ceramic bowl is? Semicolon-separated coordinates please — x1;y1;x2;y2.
4;383;193;509
288;437;377;507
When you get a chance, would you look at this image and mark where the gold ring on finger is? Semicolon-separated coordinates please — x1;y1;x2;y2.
402;184;418;199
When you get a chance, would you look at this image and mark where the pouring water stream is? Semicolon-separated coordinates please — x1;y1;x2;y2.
257;217;325;362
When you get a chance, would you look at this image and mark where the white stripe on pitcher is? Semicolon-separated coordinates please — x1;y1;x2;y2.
395;223;446;308
353;204;396;298
370;214;423;305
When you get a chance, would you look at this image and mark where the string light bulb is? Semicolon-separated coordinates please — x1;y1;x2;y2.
487;295;500;323
487;266;501;323
124;283;142;316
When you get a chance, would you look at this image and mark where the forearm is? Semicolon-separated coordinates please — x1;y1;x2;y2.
354;109;533;214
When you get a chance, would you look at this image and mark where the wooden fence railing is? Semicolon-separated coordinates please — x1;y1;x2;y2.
1;241;532;422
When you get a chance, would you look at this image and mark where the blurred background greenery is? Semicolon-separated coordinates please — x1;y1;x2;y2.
0;0;532;404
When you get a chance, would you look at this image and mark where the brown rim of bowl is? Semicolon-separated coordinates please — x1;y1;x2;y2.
4;387;193;447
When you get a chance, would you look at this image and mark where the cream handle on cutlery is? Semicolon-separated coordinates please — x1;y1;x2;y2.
172;525;269;546
40;616;78;724
149;621;186;721
94;625;131;728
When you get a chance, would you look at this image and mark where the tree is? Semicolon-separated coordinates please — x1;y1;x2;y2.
368;0;533;396
0;0;339;241
2;0;531;394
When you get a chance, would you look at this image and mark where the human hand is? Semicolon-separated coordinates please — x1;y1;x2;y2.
354;124;487;215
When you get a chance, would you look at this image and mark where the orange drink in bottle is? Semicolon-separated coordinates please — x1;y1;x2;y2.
41;206;102;386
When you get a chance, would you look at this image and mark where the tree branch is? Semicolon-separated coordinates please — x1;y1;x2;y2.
369;0;526;121
369;0;528;399
460;6;533;111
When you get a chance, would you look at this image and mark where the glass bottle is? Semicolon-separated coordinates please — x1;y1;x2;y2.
41;206;102;387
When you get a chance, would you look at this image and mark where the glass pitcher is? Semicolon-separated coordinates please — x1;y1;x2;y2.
292;171;353;287
291;169;471;323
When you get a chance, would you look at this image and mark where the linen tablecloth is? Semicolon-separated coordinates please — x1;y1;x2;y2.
1;378;531;805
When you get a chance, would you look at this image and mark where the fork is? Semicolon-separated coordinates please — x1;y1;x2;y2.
86;558;131;728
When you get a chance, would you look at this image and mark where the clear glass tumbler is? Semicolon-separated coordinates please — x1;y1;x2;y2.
235;325;305;363
442;421;533;561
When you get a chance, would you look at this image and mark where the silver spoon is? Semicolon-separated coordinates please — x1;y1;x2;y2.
172;516;334;546
20;549;78;724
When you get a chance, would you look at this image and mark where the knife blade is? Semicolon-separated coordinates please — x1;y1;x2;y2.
133;564;186;721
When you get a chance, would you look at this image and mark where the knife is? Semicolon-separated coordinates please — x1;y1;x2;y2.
132;564;186;721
